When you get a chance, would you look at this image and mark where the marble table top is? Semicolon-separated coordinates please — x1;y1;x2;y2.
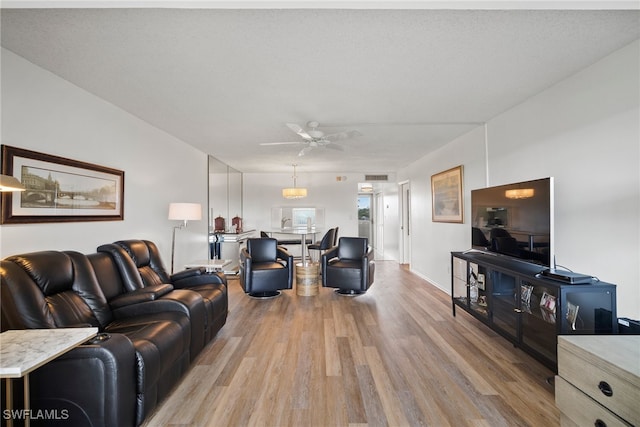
184;259;232;272
0;328;98;378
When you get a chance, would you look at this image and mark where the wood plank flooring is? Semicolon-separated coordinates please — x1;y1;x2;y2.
143;261;559;427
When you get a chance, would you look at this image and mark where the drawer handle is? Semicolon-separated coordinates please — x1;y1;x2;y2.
598;381;613;397
594;419;607;427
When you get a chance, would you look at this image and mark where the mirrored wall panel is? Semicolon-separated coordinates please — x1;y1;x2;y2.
208;156;242;232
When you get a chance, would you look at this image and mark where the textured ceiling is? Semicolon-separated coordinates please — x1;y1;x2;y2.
1;6;639;173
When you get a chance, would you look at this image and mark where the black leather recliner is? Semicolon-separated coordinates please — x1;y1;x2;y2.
239;238;293;298
98;240;228;342
321;237;375;295
87;251;207;361
0;250;192;426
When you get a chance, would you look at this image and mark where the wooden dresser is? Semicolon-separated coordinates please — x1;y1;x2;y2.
556;335;640;427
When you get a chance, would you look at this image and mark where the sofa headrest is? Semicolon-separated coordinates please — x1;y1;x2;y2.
112;240;170;285
97;243;148;292
7;251;74;296
115;240;151;267
1;250;110;329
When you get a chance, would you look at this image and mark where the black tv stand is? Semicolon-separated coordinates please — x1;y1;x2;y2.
451;251;617;372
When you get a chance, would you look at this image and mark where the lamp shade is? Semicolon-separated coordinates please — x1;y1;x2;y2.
168;203;202;221
282;187;308;199
0;174;25;192
282;164;307;199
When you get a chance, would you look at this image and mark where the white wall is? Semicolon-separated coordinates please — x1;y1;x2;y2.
399;40;640;319
0;49;210;270
242;172;400;259
398;126;487;286
243;171;364;239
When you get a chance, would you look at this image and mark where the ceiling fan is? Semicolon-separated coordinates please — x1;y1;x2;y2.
260;121;362;156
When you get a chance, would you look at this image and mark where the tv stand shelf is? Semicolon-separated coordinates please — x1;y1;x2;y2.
451;251;617;372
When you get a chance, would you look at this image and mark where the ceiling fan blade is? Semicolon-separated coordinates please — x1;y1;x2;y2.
298;146;313;157
286;123;312;140
323;130;363;142
260;141;304;146
324;143;344;151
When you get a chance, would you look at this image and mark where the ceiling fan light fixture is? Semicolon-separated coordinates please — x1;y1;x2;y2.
282;164;308;199
308;129;324;139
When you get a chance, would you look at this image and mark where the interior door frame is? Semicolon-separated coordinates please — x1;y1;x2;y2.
400;180;411;265
373;190;384;258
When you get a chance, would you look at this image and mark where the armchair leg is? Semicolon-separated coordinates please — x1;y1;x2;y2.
334;289;365;296
248;291;281;299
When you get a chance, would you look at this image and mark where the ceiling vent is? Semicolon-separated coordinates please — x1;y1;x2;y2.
364;174;388;181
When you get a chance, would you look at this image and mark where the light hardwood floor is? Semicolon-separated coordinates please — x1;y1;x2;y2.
143;261;559;427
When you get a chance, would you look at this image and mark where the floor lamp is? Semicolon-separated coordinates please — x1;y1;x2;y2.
168;202;202;274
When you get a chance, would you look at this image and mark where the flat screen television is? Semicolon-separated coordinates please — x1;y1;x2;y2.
471;177;554;268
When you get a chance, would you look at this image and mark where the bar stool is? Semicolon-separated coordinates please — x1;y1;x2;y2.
308;228;336;264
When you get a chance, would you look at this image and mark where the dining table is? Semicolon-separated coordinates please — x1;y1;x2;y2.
266;227;323;267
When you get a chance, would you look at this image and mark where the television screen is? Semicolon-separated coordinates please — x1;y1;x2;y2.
471;177;554;268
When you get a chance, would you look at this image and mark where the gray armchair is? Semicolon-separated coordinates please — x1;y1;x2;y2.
240;238;293;298
321;237;375;295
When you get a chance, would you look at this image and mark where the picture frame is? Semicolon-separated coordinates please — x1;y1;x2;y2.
521;284;534;306
539;291;557;314
566;301;580;331
1;145;124;224
431;165;463;223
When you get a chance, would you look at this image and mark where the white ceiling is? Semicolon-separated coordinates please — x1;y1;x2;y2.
1;3;639;174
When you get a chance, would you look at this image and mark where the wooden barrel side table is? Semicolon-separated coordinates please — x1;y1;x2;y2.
296;263;319;296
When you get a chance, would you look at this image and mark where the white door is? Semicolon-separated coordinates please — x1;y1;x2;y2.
400;182;411;265
374;191;384;258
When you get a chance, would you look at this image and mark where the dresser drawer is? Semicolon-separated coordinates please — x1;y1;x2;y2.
555;376;632;427
557;336;640;426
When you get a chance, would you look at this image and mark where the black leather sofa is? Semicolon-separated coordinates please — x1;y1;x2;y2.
98;240;228;343
0;245;228;427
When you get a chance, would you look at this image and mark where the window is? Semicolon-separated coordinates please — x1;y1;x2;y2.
292;208;315;227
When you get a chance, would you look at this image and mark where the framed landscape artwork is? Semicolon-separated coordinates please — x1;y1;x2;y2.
431;165;463;223
1;145;124;224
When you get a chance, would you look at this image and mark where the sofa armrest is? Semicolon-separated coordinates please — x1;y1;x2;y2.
322;246;339;264
171;269;227;288
276;246;291;260
30;333;136;427
108;283;174;309
170;268;202;282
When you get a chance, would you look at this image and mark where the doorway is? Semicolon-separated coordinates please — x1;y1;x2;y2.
357;194;372;242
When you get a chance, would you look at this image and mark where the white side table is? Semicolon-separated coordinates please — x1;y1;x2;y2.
184;259;231;273
0;328;98;427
